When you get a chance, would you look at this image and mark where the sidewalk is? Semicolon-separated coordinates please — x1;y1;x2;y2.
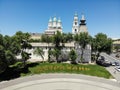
0;74;120;90
106;66;120;83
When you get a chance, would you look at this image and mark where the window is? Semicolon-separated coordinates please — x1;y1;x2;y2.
75;22;77;25
75;29;77;32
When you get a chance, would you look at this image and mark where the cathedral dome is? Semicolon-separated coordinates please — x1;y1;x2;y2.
58;18;61;23
53;16;57;22
49;17;52;22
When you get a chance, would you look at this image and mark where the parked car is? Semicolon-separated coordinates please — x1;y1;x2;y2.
114;61;120;66
110;61;120;66
110;62;115;66
101;56;105;60
116;54;120;58
96;60;110;67
115;67;120;72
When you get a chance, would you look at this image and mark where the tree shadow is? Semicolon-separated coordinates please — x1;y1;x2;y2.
0;62;39;81
26;62;39;67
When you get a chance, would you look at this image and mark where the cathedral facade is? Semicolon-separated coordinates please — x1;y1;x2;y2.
72;13;88;34
45;16;62;35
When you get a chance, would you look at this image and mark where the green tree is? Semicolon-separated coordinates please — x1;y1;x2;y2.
61;33;73;43
48;49;57;62
41;34;53;43
41;34;54;62
66;33;73;42
14;31;31;43
34;47;44;62
74;32;91;62
5;50;16;65
114;45;120;52
14;31;32;67
21;51;31;67
0;34;4;45
3;35;12;50
48;49;52;62
0;45;7;74
104;38;113;54
53;31;62;48
92;33;113;60
53;31;63;62
21;40;32;67
69;49;77;64
0;31;32;73
0;34;17;74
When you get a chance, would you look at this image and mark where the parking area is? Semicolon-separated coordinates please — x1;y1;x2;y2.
100;53;120;83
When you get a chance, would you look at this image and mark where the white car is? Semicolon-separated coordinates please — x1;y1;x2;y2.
115;67;120;72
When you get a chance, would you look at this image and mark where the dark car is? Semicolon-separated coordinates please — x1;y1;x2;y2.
101;56;105;60
116;54;120;58
114;62;120;66
110;62;115;66
96;60;110;67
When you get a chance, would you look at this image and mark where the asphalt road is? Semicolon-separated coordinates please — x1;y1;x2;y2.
101;53;120;64
101;53;120;83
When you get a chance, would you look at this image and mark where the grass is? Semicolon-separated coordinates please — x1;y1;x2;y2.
0;62;112;81
22;62;112;79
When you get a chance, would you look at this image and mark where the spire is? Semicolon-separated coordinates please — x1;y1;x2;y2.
74;11;78;17
74;12;78;21
80;13;86;25
81;14;85;20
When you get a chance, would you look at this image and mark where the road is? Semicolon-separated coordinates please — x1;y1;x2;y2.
101;53;120;64
0;74;120;90
101;53;120;83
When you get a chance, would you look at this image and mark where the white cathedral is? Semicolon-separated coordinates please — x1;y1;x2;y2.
45;16;62;35
27;13;91;63
44;13;88;35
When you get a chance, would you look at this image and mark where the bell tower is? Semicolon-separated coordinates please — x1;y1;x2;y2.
79;14;88;33
72;13;79;34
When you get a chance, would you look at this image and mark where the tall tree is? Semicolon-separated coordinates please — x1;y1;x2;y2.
21;40;32;67
69;49;77;64
66;33;73;42
0;45;7;74
33;47;44;62
0;31;32;73
41;34;53;43
74;32;91;62
52;31;63;62
114;45;120;52
92;33;113;60
0;34;16;73
14;31;32;67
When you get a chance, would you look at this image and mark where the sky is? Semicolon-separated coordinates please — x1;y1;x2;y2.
0;0;120;38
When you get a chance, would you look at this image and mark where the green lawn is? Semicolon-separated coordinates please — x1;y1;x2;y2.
21;62;112;79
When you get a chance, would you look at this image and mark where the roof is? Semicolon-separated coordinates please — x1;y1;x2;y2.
30;42;75;47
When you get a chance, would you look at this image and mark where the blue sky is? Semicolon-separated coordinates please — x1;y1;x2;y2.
0;0;120;38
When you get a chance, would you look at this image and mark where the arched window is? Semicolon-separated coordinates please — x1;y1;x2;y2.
75;22;77;25
75;29;77;32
